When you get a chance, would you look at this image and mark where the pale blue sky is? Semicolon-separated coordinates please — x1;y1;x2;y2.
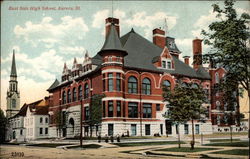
1;1;249;110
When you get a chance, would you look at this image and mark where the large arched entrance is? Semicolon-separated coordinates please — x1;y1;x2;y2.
68;118;75;136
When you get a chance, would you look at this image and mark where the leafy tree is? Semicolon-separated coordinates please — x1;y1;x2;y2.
163;83;207;149
0;109;7;143
87;94;105;137
201;0;250;137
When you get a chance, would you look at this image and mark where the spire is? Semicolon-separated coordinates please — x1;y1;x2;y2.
73;57;77;64
98;24;127;56
63;62;67;69
10;50;17;77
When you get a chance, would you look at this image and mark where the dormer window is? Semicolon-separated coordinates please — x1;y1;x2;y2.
167;61;171;69
161;59;172;69
162;61;166;68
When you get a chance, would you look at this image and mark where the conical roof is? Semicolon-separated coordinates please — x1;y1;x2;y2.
11;50;17;77
98;23;127;56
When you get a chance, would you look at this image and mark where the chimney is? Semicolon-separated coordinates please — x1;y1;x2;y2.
193;38;202;70
153;28;165;49
105;17;120;38
183;56;190;65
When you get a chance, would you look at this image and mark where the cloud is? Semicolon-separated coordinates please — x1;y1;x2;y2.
59;46;86;55
14;16;89;47
92;9;109;28
124;11;177;38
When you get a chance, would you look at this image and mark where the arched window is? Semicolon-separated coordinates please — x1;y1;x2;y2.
192;83;199;89
11;99;16;108
67;89;71;103
78;85;82;100
142;78;151;95
84;83;89;99
73;87;77;102
163;80;171;88
216;101;220;110
181;82;188;88
128;76;137;93
62;91;66;104
215;72;219;83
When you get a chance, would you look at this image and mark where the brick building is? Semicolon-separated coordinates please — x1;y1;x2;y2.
47;17;239;138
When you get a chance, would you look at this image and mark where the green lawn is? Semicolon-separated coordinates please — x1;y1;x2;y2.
155;147;218;153
27;143;72;148
209;139;240;143
210;149;249;156
205;141;249;147
67;144;101;149
113;141;185;147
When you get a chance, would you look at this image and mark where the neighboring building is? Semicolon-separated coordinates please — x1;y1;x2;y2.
7;98;49;141
6;50;20;118
47;17;218;138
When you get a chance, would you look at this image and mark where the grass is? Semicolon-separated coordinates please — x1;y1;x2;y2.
154;147;218;153
189;132;248;138
27;143;72;148
209;139;240;143
113;141;185;147
204;141;249;147
67;144;101;149
210;149;249;156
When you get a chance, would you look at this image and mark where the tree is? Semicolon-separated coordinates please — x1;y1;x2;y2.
201;0;250;138
87;94;105;137
163;83;207;149
0;109;7;143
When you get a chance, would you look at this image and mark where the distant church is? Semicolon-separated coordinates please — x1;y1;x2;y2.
6;50;20;118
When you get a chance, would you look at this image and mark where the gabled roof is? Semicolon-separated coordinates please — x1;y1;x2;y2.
34;106;48;115
98;24;127;55
47;79;59;91
11;51;17;77
196;67;211;79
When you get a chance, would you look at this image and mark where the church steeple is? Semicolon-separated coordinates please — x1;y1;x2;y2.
10;50;17;77
6;49;20;118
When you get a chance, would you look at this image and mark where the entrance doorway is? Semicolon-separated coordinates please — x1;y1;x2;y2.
165;120;172;135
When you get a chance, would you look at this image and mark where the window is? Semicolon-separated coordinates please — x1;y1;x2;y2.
162;61;166;68
62;91;66;104
128;76;137;93
156;104;160;111
78;85;82;100
128;102;138;118
12;99;16;108
108;73;113;91
40;117;43;123
182;82;188;88
192;83;199;89
116;56;121;62
145;124;150;135
40;128;43;135
217;115;221;125
131;124;137;136
73;87;77;102
215;72;219;83
160;124;163;135
45;128;48;134
167;61;171;69
103;74;106;91
184;124;189;134
85;107;89;120
117;101;121;117
116;73;121;91
108;124;114;136
216;101;220;110
195;124;200;134
45;117;48;123
67;89;71;103
103;101;106;117
108;56;112;62
108;101;113;117
84;83;89;99
20;129;23;135
143;103;152;118
163;80;171;88
142;78;151;95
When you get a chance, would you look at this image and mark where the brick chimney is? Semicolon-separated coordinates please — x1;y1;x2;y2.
153;28;165;49
183;56;190;65
105;17;120;38
193;38;202;70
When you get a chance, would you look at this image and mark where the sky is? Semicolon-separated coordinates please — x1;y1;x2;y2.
1;1;249;113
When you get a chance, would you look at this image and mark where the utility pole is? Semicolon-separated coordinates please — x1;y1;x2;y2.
80;98;83;147
139;71;142;136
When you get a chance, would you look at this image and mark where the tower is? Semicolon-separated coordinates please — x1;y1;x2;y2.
6;50;20;118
